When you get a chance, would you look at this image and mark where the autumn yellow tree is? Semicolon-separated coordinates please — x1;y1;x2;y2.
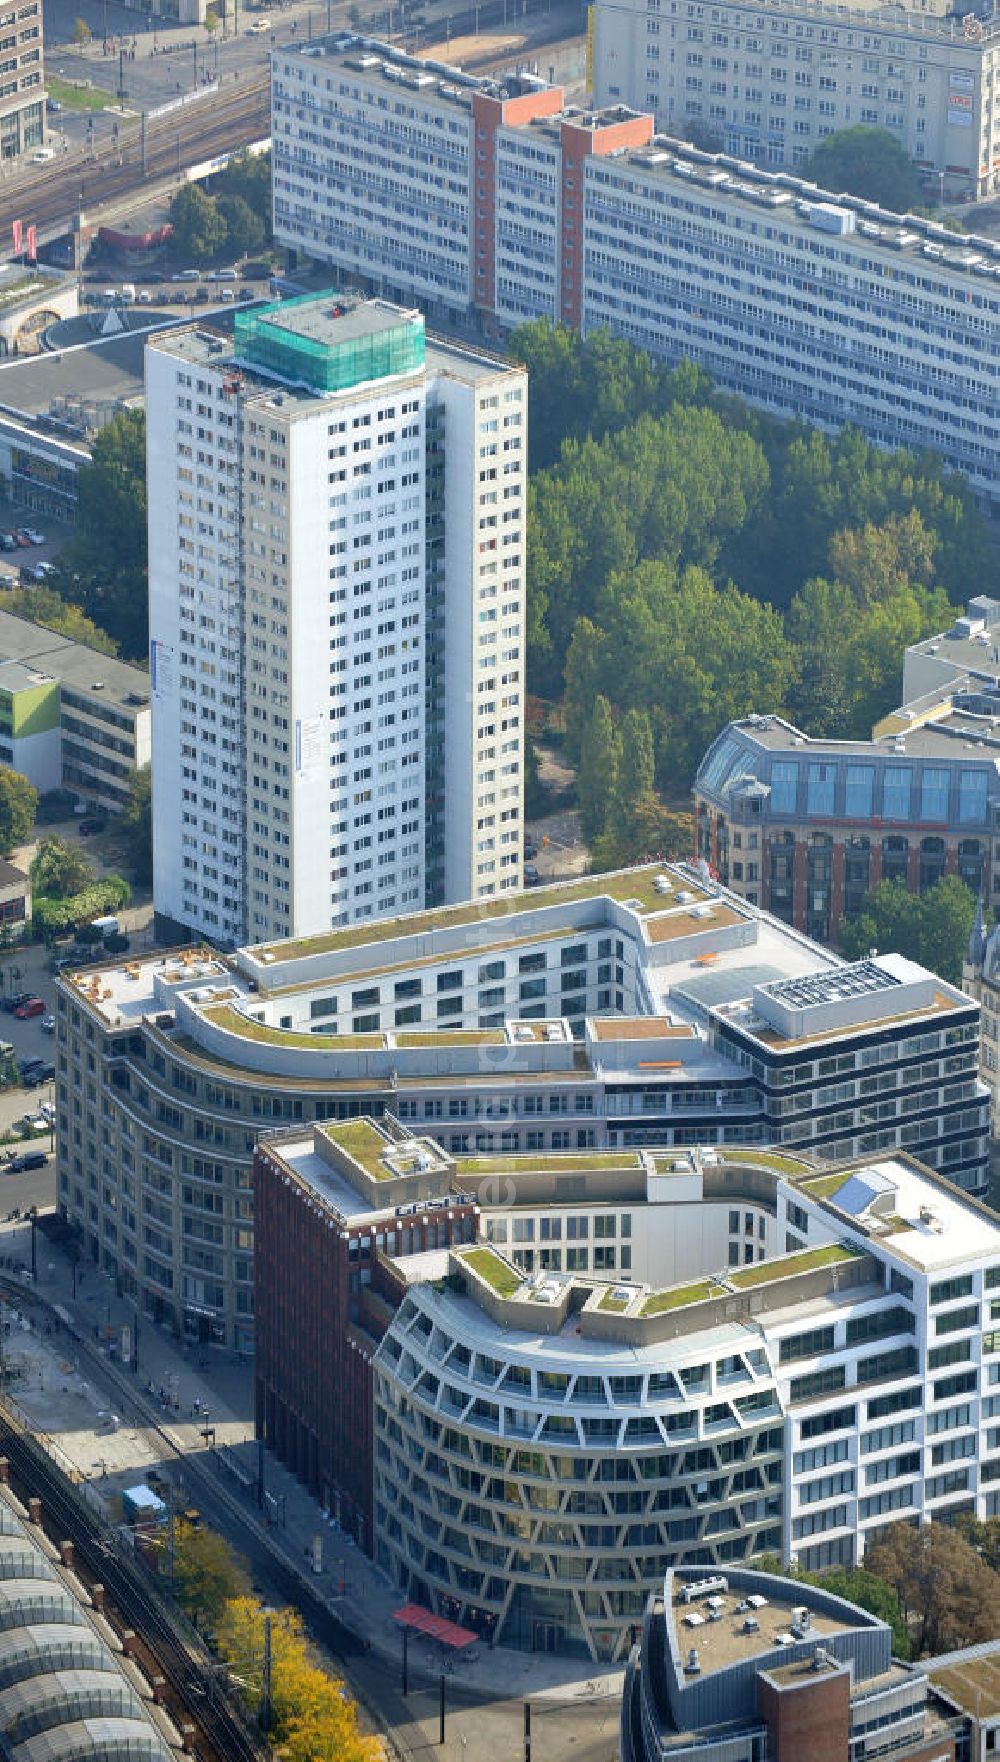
216;1595;377;1762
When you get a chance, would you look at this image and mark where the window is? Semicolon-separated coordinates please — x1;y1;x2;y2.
790;1366;846;1403
801;1405;856;1439
845;766;874;817
779;1325;835;1363
807;763;835;816
920;768;950;822
883;767;912;820
846;1307;915;1346
771;761;798;813
931;1275;974;1305
935;1305;979;1336
856;1347;919;1386
959;769;988;825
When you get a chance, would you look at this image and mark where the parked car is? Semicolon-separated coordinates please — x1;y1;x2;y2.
137;290;153;304
524;863;541;885
172;268;200;282
40;1014;54;1034
23;1062;55;1085
8;997;35;1018
78;817;107;837
0;533;16;552
45;97;62;113
23;562;54;585
16;1056;43;1077
12;531;31;548
524;839;538;860
8;1150;47;1172
14;998;45;1019
24;529;44;546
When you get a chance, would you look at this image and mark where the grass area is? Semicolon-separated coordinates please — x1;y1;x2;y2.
203;1005;383;1050
728;1244;860;1288
641;1280;719;1316
0;271;57;308
460;1247;523;1297
47;74;115;110
801;1172;850;1201
321;1117;390;1176
255;865;701;964
720;1148;812;1176
597;1290;631;1312
455;1151;639;1177
395;1029;506;1048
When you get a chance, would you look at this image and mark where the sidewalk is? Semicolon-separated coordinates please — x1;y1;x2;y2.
12;1223;624;1706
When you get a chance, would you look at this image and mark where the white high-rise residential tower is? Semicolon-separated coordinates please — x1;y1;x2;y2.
146;294;525;947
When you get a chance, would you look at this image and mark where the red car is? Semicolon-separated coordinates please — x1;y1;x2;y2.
12;531;31;549
13;997;44;1018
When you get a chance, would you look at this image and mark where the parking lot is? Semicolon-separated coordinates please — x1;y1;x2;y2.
81;266;273;317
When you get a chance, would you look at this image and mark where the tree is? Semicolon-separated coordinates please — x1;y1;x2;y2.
803;126;923;215
867;1521;1000;1656
0;768;36;858
216;1595;377;1762
214;148;273;245
52;409;148;658
217;193;264;259
4;586;118;656
31;875;130;939
30;836;94;901
119;766;152;885
72;15;92;42
839;874;975;985
577;696;621;845
168;182;228;264
172;1520;248;1632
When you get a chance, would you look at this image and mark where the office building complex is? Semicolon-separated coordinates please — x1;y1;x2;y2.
273;36;1000;500
0;0;43;165
0;608;151;812
592;0;998;196
623;1565;958;1762
693;594;1000;943
255;1114;1000;1661
146;293;525;948
54;862;988;1354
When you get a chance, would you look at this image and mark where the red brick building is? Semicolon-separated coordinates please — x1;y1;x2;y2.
254;1119;476;1549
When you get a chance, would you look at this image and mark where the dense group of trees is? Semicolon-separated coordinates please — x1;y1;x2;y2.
867;1521;1000;1656
167;1522;375;1762
838;875;977;986
517;322;986;818
168;149;272;264
802;126;924;215
49;409;147;660
29;835;130;938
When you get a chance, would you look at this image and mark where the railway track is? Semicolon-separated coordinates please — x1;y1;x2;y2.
0;73;270;237
0;1394;269;1762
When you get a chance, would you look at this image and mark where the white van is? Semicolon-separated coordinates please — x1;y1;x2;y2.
30;145;54;163
89;915;120;938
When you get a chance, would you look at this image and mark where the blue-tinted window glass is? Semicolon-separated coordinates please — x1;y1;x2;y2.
807;763;836;816
959;770;988;825
770;762;798;814
883;768;912;821
845;766;874;817
920;769;950;823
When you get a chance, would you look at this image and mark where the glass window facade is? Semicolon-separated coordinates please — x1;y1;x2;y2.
807;763;835;816
770;761;798;814
883;767;912;821
920;769;950;823
845;766;874;818
959;769;988;825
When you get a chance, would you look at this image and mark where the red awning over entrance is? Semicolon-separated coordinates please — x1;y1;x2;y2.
393;1604;478;1649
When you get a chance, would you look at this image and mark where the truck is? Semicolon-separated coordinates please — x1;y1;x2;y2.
89;915;120;939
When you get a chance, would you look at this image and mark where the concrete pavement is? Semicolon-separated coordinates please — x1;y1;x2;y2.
3;1224;624;1718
